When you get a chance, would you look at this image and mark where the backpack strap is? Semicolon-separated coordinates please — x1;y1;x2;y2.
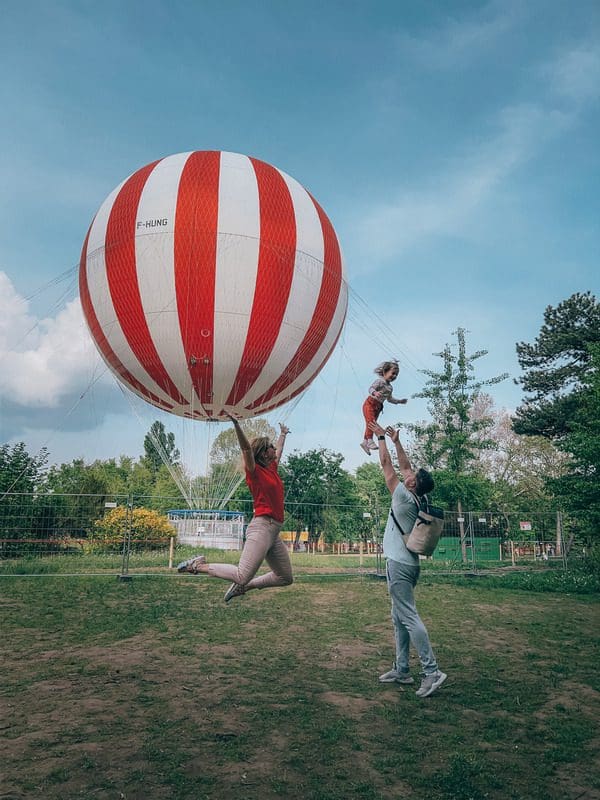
389;492;424;535
389;506;405;535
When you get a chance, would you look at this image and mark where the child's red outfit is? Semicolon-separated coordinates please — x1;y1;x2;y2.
362;396;384;440
362;377;395;439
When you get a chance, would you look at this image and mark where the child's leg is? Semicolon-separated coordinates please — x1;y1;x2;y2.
362;397;383;440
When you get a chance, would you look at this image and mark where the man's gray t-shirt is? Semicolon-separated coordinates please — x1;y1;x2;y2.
382;482;419;565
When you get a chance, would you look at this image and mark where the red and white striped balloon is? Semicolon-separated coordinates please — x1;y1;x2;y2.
79;151;347;420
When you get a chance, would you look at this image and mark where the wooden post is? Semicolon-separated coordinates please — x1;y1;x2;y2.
510;539;516;567
169;536;174;569
359;540;363;567
458;500;467;563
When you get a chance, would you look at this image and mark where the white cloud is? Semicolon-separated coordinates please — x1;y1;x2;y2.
354;102;568;262
0;272;105;407
355;27;599;268
395;0;521;69
544;41;600;106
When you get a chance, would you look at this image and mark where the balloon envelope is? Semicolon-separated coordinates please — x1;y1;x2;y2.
79;151;347;420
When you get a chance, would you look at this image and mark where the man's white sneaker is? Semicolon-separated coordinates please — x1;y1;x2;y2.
378;668;415;685
176;555;207;574
224;583;246;603
416;671;447;698
360;440;372;455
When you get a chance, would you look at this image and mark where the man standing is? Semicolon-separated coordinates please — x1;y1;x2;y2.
369;421;447;698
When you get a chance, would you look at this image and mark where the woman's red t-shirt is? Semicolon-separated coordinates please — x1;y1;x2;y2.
245;460;284;523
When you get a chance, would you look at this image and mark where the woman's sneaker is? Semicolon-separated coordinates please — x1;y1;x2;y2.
378;667;415;685
176;555;207;574
224;583;246;603
416;670;447;697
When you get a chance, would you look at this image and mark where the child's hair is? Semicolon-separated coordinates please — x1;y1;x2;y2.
374;360;399;376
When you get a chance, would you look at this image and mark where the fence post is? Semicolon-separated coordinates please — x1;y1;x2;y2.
468;513;477;572
118;495;133;582
169;536;174;569
556;511;562;557
458;500;467;562
557;511;568;571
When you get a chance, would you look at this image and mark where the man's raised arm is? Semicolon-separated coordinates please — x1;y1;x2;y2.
368;421;399;494
385;425;417;492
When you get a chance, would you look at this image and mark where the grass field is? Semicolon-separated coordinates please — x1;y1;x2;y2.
1;562;599;800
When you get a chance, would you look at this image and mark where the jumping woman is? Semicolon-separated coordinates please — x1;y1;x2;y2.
177;415;293;603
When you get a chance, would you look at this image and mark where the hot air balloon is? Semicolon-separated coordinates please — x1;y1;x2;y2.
79;151;348;421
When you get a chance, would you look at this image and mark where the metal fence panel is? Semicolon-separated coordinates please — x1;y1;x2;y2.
0;492;579;576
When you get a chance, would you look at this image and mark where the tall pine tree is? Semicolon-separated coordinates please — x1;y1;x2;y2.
143;421;180;475
513;292;600;439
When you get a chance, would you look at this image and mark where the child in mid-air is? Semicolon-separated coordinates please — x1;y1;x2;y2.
361;360;407;455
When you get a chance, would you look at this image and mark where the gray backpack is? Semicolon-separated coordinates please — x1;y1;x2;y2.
390;494;444;556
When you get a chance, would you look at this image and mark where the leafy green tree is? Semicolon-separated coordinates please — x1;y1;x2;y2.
150;465;188;513
429;470;494;511
545;343;600;541
354;461;389;538
472;395;567;512
281;449;361;547
513;294;600;541
0;443;50;552
143;421;180;474
89;456;154;498
513;292;600;439
46;458;112;538
209;418;275;465
0;442;48;494
124;459;156;497
407;328;508;475
48;459;110;496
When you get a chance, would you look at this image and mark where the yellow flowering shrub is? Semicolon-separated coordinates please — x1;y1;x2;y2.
89;506;174;552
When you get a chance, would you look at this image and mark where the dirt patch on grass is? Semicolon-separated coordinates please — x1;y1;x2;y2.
2;577;599;800
534;681;600;719
319;691;388;718
322;640;377;669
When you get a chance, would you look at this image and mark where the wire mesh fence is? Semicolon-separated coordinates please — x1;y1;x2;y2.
0;491;580;576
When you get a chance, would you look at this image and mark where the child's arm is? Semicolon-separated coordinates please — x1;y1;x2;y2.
389;396;408;405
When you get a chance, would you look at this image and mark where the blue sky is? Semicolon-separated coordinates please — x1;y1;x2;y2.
1;0;598;477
